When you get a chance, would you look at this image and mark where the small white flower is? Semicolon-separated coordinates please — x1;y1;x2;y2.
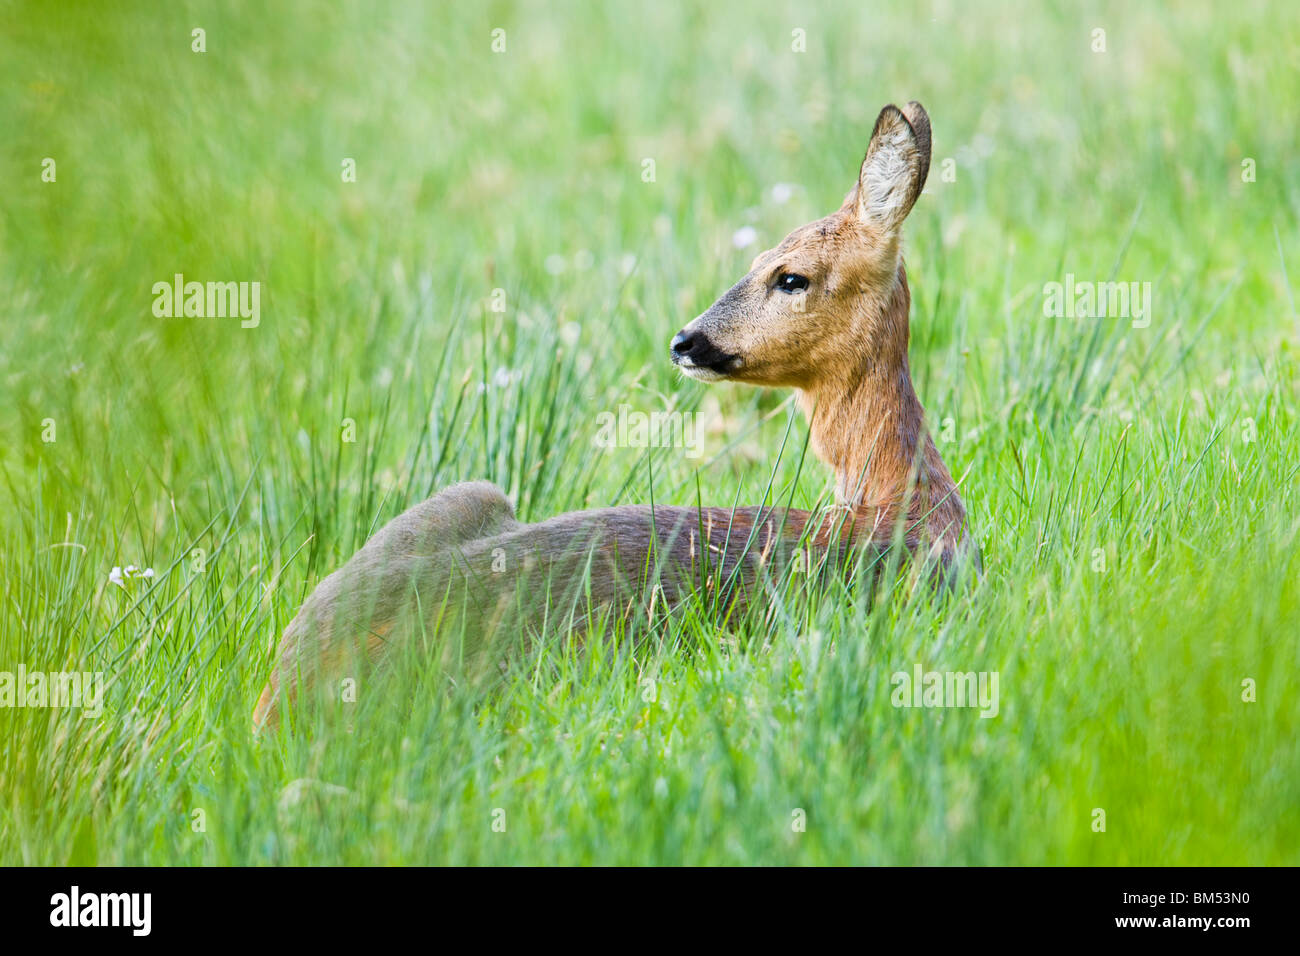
771;182;796;204
109;564;155;589
732;226;758;249
544;254;567;275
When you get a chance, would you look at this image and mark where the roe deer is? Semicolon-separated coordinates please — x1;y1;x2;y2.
253;101;973;731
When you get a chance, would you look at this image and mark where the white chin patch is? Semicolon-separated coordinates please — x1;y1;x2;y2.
679;364;729;382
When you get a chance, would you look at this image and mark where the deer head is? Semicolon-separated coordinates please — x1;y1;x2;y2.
671;101;930;387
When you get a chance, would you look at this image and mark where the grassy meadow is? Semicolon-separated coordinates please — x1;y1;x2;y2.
1;0;1298;865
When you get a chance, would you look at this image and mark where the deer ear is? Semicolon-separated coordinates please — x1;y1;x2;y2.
855;101;931;231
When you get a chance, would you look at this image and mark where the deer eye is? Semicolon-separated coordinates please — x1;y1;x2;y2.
776;273;809;293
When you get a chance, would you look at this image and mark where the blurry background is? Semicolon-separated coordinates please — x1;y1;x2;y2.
1;0;1296;864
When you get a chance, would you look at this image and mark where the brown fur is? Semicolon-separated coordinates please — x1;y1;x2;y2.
252;101;973;731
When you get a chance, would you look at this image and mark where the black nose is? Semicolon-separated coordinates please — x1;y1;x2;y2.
670;328;735;371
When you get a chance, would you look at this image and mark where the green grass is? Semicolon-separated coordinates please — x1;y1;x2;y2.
2;0;1298;865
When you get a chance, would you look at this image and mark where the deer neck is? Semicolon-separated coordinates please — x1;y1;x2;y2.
796;265;959;536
